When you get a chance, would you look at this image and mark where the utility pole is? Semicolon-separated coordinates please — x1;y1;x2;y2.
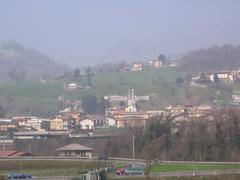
28;144;31;154
3;135;5;151
132;135;135;159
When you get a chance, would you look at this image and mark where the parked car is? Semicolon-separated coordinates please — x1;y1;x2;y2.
115;168;125;175
98;154;108;160
125;167;144;175
7;172;32;179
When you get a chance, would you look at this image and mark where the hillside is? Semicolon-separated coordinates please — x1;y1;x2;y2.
0;67;236;117
180;44;240;72
0;41;66;80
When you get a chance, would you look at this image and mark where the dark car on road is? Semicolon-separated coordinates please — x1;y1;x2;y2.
7;173;32;179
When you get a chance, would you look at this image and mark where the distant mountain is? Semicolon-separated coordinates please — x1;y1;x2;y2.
180;44;240;72
0;41;67;80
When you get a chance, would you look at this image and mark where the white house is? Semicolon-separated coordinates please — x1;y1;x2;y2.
132;63;143;71
26;118;42;130
147;110;165;118
68;83;77;90
105;118;116;127
232;95;240;103
209;72;235;82
148;60;162;68
80;119;94;130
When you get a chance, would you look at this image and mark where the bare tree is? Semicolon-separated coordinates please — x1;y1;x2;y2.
143;143;156;180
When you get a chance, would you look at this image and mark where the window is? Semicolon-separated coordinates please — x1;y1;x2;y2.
65;151;71;156
80;151;86;157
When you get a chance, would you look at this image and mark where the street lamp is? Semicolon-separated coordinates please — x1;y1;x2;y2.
132;135;135;159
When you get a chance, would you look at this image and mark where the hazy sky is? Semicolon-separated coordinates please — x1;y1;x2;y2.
1;0;240;67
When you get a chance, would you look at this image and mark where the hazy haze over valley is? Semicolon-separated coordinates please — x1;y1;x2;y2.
1;0;240;67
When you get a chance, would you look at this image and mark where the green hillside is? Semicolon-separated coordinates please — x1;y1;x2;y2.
0;67;235;116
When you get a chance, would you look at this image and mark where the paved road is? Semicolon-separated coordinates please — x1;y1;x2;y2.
112;169;240;179
32;177;73;180
28;169;240;179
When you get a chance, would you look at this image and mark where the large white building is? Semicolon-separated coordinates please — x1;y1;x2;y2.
80;119;94;130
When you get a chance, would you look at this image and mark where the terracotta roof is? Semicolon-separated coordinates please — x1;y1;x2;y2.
56;143;93;151
114;112;148;115
0;150;32;157
0;150;18;156
11;151;32;157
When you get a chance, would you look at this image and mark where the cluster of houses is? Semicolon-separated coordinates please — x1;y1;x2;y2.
0;89;214;141
131;59;176;72
191;70;240;83
0;88;215;158
104;89;213;128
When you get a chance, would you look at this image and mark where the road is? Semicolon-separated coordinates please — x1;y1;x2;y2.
23;169;240;180
31;177;73;180
113;169;240;179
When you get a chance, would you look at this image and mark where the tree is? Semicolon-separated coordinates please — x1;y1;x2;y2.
82;95;97;114
158;54;167;64
99;97;110;115
118;61;128;70
74;68;80;81
8;69;26;83
99;170;107;180
119;101;125;107
8;68;18;83
143;143;156;180
214;73;219;83
176;77;184;84
0;105;5;118
215;120;226;160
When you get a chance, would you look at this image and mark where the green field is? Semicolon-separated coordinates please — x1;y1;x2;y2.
0;67;184;116
0;67;236;116
110;175;240;180
0;160;106;176
151;163;240;173
1;160;240;178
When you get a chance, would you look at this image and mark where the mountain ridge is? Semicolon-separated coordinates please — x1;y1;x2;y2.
0;41;67;80
180;44;240;72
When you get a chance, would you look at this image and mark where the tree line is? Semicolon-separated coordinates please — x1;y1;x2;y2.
103;108;240;162
181;44;240;72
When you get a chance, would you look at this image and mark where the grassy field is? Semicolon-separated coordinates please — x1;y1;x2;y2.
110;174;240;180
0;67;184;116
65;67;183;100
0;67;236;116
1;160;240;178
0;160;107;176
151;163;240;173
